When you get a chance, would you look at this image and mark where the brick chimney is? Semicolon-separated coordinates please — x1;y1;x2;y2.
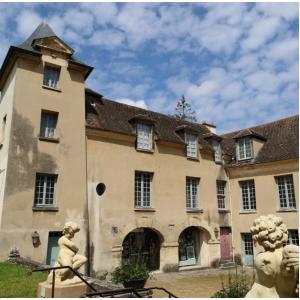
201;121;216;134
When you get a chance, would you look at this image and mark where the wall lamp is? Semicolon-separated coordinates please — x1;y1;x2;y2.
31;231;40;247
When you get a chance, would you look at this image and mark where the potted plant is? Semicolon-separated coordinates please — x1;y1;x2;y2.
112;263;150;289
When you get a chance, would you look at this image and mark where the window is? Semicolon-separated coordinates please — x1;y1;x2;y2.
137;123;153;150
217;181;226;210
240;180;256;211
186;133;198;158
275;175;296;210
186;177;199;209
40;112;58;139
0;114;7;145
237;138;252;160
287;230;299;246
214;141;222;163
43;66;60;89
34;174;57;207
135;172;152;208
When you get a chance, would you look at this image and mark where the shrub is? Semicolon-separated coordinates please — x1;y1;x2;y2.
234;254;243;266
112;263;149;284
211;267;251;298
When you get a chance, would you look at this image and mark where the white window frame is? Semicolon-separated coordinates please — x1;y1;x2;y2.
287;229;299;246
34;173;57;207
0;114;7;145
214;141;222;163
135;172;152;208
240;180;256;211
186;133;198;158
40;111;58;139
217;181;227;210
237;137;252;161
186;177;199;209
275;175;296;210
43;65;60;89
136;123;153;151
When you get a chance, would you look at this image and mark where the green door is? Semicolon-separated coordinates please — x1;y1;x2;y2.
46;232;62;266
241;233;254;266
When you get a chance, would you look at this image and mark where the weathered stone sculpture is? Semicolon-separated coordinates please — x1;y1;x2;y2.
246;215;299;298
47;221;87;285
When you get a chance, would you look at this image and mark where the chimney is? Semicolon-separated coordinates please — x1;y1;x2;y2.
201;121;216;134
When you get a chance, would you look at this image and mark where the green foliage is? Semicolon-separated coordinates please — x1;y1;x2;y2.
211;267;251;298
112;263;149;284
0;261;47;298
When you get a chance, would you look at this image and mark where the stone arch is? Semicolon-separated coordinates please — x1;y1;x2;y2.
178;225;210;267
121;227;164;271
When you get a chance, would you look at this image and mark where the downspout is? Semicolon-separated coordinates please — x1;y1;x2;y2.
225;166;235;262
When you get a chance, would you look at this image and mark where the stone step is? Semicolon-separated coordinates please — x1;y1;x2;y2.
219;262;236;269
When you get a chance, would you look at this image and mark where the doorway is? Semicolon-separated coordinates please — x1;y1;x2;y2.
220;227;232;261
46;231;62;266
241;233;254;266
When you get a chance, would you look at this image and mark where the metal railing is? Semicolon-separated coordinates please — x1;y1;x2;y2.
82;286;177;298
32;266;97;298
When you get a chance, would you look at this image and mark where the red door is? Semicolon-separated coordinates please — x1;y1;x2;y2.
220;227;232;261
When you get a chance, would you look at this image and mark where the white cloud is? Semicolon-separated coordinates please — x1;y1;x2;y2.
256;2;298;21
116;98;148;109
16;10;42;38
241;17;282;51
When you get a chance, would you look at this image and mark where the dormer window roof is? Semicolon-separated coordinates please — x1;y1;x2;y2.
233;128;266;141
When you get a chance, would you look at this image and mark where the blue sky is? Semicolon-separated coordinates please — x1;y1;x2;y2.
0;2;298;133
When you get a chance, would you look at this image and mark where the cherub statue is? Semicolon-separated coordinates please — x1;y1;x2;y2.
246;215;299;298
47;222;87;285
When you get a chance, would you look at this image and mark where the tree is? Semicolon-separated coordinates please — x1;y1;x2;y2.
174;95;197;122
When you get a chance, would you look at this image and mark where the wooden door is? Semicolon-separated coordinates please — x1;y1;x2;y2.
220;227;232;261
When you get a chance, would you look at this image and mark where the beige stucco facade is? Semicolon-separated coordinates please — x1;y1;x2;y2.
0;25;298;277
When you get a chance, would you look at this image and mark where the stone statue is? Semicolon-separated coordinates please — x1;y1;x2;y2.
246;215;299;298
47;221;87;285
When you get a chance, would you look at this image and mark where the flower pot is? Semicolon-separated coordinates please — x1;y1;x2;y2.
123;278;147;289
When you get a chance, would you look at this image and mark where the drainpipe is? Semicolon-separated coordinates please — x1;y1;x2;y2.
225;167;235;262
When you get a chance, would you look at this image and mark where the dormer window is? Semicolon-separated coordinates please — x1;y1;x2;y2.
137;123;153;151
237;137;252;161
43;65;60;89
214;141;222;163
186;133;198;158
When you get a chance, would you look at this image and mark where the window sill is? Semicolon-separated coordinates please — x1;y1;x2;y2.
136;148;154;154
32;206;59;212
186;209;203;213
239;210;257;214
134;207;156;212
218;209;230;213
38;136;60;143
42;85;62;92
214;161;223;165
187;156;199;161
277;209;297;213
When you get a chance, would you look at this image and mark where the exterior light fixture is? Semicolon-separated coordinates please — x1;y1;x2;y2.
214;227;219;239
96;183;106;196
31;231;40;247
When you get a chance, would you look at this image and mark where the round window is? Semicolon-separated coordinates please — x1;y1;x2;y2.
96;183;106;196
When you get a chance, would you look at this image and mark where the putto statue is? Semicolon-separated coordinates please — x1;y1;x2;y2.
47;222;87;285
246;215;299;298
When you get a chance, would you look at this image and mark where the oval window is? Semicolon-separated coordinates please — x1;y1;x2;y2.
96;183;106;196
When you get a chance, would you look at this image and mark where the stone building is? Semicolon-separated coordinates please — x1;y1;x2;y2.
0;23;298;275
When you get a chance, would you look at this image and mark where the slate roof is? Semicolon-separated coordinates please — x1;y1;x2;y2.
221;115;299;166
85;88;214;150
0;23;92;86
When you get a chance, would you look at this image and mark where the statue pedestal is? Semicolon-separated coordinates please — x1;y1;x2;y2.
37;281;88;298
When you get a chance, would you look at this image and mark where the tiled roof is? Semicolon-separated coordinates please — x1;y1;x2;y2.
85;88;214;151
221;115;299;166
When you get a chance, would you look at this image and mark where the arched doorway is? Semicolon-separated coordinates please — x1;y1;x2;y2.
122;228;162;271
178;227;201;267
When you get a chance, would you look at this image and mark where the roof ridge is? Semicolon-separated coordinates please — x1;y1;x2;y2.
85;87;207;129
222;114;299;138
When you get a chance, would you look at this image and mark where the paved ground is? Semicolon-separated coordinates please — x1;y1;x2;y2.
145;267;255;298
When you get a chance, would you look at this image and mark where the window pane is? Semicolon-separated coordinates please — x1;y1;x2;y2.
287;230;299;246
186;134;197;158
237;138;252;160
217;181;226;209
186;177;199;208
276;175;296;209
40;112;58;138
214;142;222;162
137;124;152;150
135;172;151;207
240;180;256;210
34;174;57;206
43;66;60;88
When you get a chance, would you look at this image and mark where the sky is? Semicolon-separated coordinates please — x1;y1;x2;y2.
0;2;298;133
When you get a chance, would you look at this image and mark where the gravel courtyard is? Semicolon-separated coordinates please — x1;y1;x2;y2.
145;267;255;298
